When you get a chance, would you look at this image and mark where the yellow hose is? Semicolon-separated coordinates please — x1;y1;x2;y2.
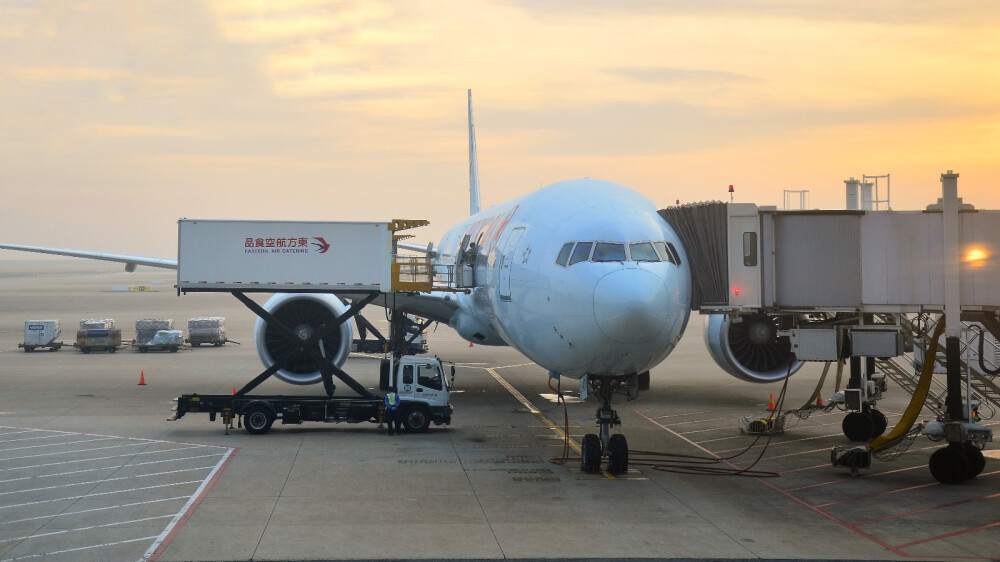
869;318;946;451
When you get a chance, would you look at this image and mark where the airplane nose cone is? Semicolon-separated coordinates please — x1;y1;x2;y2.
593;269;670;343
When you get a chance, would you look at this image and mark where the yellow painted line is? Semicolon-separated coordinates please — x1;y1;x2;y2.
486;368;582;455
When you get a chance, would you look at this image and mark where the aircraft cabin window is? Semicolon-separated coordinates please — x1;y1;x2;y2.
629;242;660;262
556;242;574;266
592;242;626;262
568;242;593;265
417;364;443;390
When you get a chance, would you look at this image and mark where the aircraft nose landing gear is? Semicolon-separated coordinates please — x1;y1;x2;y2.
581;374;637;475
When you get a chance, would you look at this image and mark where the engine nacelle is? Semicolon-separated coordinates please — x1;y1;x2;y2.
704;314;802;383
254;293;354;385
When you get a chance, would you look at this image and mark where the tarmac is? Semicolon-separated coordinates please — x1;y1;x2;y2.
0;260;997;561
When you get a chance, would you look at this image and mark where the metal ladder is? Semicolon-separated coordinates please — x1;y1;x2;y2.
874;313;1000;421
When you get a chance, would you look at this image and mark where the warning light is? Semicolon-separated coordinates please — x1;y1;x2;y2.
733;287;741;296
728;185;734;193
965;246;988;267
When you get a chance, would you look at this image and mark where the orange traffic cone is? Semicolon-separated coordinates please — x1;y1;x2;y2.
767;392;775;411
469;341;474;347
816;392;824;407
138;371;146;386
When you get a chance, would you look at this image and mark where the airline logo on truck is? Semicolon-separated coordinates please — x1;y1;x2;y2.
244;236;331;255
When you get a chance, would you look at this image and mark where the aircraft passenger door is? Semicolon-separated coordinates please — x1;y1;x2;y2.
499;227;524;302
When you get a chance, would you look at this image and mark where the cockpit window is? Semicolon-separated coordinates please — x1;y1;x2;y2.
654;241;675;264
592;243;626;262
568;242;593;265
629;242;660;262
556;242;574;267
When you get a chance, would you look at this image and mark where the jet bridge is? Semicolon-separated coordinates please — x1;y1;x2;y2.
661;171;998;484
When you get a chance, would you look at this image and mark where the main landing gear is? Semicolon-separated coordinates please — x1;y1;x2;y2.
580;374;638;475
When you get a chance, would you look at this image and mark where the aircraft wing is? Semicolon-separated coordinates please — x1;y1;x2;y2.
0;243;177;271
1;242;458;325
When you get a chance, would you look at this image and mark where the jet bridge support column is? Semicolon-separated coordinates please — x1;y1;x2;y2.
926;171;989;484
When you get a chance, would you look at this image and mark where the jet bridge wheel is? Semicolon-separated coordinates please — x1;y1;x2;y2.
929;444;969;485
842;412;875;442
870;409;888;438
963;443;985;479
607;434;629;475
581;434;602;474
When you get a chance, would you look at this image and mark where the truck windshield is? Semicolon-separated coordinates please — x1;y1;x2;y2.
418;364;443;390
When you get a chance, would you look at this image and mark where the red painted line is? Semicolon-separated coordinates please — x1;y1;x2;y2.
815;470;1000;508
786;464;926;492
634;409;906;556
814;481;940;507
853;492;1000;527
894;521;1000;549
146;446;239;562
644;410;713;420
713;432;843;454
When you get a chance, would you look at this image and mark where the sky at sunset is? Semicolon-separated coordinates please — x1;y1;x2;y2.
2;1;999;258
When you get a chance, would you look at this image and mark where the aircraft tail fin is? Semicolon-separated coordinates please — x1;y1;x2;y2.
468;89;481;215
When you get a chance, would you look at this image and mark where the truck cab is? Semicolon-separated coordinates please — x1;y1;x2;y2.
381;355;453;432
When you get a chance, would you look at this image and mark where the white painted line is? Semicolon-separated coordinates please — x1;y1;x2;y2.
0;466;218;497
0;514;174;544
2;445;207;472
143;447;236;560
0;437;115;452
2;442;158;462
0;452;225;484
0;434;68;444
0;480;204;511
2;496;190;524
1;535;160;561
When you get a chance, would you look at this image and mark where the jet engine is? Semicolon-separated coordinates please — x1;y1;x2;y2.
253;293;354;385
703;314;802;383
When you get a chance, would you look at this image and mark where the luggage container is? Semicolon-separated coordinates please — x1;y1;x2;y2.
75;329;122;353
134;329;183;353
19;320;63;352
136;319;174;344
186;317;227;347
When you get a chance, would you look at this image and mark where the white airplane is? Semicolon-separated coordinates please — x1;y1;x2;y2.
0;91;799;473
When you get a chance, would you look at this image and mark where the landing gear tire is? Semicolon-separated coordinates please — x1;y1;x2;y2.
243;404;275;435
581;433;602;474
963;443;985;479
869;409;888;438
607;434;629;475
843;412;874;442
402;405;430;433
929;445;969;485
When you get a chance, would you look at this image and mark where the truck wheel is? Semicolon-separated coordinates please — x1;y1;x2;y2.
243;403;275;435
82;347;91;354
139;347;149;353
108;347;117;354
192;342;200;347
24;346;32;353
170;346;178;353
402;405;430;433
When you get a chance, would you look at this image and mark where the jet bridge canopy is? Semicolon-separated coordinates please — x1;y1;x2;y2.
662;175;1000;315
